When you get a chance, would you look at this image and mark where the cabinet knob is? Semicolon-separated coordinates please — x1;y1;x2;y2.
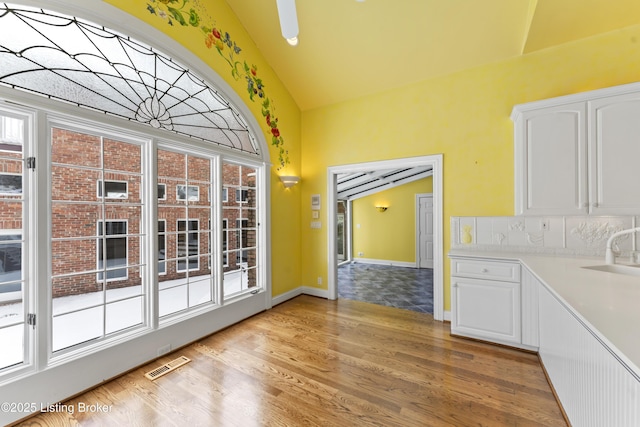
452;283;458;288
481;268;489;273
592;202;599;208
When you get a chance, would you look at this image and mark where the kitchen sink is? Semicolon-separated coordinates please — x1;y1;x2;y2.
582;264;640;277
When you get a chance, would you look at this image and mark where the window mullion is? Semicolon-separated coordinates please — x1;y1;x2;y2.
213;155;222;306
99;136;107;338
35;110;49;370
148;138;159;329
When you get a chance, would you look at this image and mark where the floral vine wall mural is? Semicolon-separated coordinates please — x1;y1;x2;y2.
146;0;289;169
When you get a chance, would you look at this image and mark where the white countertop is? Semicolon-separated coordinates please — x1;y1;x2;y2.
449;249;640;378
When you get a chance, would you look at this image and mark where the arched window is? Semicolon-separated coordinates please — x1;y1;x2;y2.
0;3;259;155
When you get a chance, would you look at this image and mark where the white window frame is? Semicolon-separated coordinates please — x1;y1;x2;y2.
97;179;128;199
96;219;128;282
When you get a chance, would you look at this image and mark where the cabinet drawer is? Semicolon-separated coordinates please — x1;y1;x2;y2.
451;259;520;282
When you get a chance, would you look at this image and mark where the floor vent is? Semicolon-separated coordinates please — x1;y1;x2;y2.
145;356;191;380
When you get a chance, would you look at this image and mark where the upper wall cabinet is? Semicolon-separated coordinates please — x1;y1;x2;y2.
512;83;640;216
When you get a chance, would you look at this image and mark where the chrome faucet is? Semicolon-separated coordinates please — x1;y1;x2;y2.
605;227;640;264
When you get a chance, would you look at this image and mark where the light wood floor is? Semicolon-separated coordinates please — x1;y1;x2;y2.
15;296;567;427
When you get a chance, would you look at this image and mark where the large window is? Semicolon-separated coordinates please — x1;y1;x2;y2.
0;3;266;396
50;127;144;352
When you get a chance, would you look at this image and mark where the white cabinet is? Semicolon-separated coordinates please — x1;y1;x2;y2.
450;258;522;346
450;252;640;424
538;285;640;426
589;92;640;214
512;83;640;215
513;101;588;215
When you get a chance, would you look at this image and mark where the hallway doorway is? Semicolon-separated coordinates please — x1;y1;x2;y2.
327;155;444;321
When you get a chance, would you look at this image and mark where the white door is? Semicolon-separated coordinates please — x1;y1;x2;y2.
417;194;433;268
0;107;31;372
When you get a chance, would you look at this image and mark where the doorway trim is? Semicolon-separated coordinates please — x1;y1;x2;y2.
326;154;444;321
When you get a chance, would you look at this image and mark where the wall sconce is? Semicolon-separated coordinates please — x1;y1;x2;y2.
276;0;299;46
280;175;300;188
375;206;388;213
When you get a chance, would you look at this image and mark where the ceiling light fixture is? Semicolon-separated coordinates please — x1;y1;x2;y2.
276;0;299;46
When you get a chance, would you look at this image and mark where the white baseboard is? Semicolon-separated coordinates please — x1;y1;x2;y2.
443;310;451;322
272;286;330;306
351;258;416;268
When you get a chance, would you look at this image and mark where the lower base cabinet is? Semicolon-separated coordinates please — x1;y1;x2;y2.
450;257;537;350
450;254;640;425
538;285;640;427
451;276;521;345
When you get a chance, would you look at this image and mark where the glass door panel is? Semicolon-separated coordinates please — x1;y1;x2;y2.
158;149;214;317
50;127;144;352
0;111;26;372
222;162;259;298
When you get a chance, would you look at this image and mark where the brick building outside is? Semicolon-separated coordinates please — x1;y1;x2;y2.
0;126;257;301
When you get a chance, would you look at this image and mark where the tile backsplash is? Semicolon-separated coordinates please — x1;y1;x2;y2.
451;216;639;258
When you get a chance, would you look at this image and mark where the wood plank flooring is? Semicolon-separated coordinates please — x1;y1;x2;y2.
14;296;567;426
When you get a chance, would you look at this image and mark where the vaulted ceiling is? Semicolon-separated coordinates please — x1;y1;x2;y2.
337;166;433;200
225;0;640;111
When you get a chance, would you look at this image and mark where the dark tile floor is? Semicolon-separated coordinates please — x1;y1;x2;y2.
337;263;433;314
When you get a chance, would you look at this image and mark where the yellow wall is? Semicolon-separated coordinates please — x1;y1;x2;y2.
103;0;302;296
352;178;433;263
301;24;640;309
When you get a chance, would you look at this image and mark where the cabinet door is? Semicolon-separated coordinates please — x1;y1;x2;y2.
589;93;640;214
451;277;521;344
514;102;588;215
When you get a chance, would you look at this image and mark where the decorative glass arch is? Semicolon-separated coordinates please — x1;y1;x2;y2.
0;3;259;155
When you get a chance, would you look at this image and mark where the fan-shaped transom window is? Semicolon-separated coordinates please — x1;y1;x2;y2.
0;3;259;155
